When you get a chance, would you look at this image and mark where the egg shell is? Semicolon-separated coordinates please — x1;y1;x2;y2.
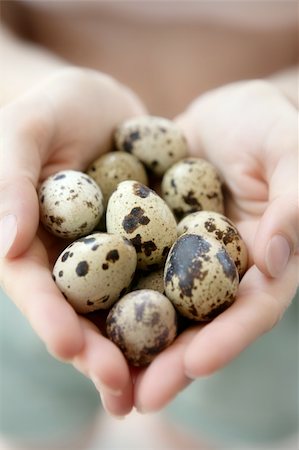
177;211;248;278
39;170;104;239
86;151;148;208
52;232;137;313
164;233;239;321
114;115;188;176
161;158;224;220
106;289;177;366
106;180;177;270
132;268;165;294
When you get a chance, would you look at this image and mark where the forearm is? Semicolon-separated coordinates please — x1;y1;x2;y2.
268;66;298;108
0;24;67;106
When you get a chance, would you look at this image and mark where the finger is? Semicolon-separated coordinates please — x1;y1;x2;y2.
39;68;146;169
134;327;198;414
254;113;298;277
73;318;133;417
0;175;39;259
184;257;298;378
174;109;205;158
0;70;145;259
99;388;133;419
255;189;298;278
0;101;52;258
0;237;84;359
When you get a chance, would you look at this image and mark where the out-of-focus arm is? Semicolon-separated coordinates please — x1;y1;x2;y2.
269;66;298;108
0;24;66;105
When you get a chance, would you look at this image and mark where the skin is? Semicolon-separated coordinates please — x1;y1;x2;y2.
0;1;298;421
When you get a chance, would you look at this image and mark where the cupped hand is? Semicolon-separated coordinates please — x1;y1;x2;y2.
0;67;145;417
134;80;298;413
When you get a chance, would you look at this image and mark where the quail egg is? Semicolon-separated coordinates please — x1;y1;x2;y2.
39;170;104;239
106;180;177;270
164;233;239;321
177;211;248;278
106;289;177;366
161;158;224;220
86;151;148;208
52;232;137;313
132;268;165;294
114;115;188;176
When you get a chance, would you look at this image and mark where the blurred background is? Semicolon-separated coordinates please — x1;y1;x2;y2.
0;287;298;449
0;1;298;448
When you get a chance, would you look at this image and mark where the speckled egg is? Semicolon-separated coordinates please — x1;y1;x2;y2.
132;269;165;294
52;232;137;313
86;152;148;207
114;115;188;176
39;170;104;239
106;180;177;270
177;211;248;278
106;289;177;366
161;158;224;220
164;234;239;321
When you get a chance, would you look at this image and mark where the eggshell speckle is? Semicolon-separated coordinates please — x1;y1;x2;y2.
177;211;248;278
106;289;177;366
164;234;239;321
114;115;188;176
106;180;177;270
86;152;148;208
52;232;137;313
161;158;224;220
39;170;104;239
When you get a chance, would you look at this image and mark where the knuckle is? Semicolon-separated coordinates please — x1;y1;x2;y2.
0;93;54;149
259;292;285;332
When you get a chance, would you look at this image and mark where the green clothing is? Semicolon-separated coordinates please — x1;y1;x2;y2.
0;290;99;444
166;292;299;446
0;288;298;446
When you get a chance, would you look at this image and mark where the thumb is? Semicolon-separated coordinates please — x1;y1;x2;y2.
254;114;298;278
255;193;298;279
0;102;50;258
0;176;39;259
174;107;205;158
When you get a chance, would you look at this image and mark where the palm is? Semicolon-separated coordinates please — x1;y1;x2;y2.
0;69;147;417
1;73;297;416
132;81;298;413
37;81;296;415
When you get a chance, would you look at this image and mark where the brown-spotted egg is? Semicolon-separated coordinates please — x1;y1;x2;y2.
161;158;224;220
86;151;148;208
106;289;177;366
106;180;177;270
114;115;188;176
52;232;137;313
164;234;239;321
177;211;248;278
39;170;104;239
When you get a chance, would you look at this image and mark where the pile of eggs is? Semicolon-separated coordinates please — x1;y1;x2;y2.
39;115;248;366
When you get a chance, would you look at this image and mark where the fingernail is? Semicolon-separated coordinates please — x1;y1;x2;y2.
91;375;122;397
136;406;150;414
266;235;291;278
184;369;197;380
98;390;126;420
136;403;157;414
0;214;17;257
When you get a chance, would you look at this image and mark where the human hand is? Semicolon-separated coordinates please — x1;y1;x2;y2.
0;67;145;417
133;80;298;413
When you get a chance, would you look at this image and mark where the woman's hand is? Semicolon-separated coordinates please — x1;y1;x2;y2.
133;79;298;413
0;67;145;417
